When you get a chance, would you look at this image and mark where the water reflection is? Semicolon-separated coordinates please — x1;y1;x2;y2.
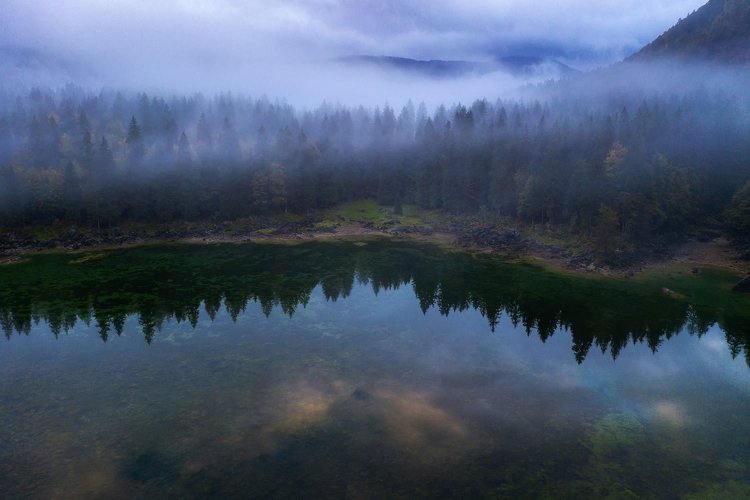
1;241;749;365
0;250;749;498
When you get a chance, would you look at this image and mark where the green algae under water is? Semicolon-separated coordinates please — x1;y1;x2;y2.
0;241;749;498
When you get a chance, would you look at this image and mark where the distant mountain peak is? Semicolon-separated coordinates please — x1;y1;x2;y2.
630;0;750;63
338;55;578;79
339;55;483;79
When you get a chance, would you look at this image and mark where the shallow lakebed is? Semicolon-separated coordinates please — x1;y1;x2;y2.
1;242;749;498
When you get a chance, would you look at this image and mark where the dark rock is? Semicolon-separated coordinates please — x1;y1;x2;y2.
568;252;596;268
351;388;371;401
733;275;750;293
458;226;525;251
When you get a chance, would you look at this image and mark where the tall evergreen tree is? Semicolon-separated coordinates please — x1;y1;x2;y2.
196;113;212;158
126;116;145;165
80;130;94;170
95;137;115;180
177;131;192;165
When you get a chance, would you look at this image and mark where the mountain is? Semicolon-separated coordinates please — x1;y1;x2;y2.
339;56;483;78
339;55;578;79
630;0;750;63
494;56;578;77
0;45;91;87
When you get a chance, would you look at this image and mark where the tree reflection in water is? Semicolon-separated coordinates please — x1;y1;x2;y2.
1;242;748;365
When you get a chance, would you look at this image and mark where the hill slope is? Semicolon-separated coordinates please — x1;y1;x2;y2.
630;0;750;63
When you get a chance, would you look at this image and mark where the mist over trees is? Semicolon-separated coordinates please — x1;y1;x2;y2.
0;72;749;253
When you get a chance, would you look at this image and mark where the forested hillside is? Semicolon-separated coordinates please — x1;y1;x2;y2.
632;0;750;63
0;85;749;257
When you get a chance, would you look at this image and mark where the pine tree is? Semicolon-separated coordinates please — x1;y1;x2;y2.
219;117;240;158
95;137;115;179
196;113;212;158
177;131;192;165
81;130;94;170
63;160;81;221
393;193;403;215
0;166;19;225
126;116;145;165
726;181;750;245
268;162;288;212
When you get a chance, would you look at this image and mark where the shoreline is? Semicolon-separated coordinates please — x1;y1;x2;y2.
2;222;747;281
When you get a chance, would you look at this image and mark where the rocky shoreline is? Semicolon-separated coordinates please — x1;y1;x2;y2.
1;220;748;287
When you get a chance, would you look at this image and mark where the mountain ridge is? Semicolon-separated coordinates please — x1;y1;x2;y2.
630;0;750;63
338;54;578;79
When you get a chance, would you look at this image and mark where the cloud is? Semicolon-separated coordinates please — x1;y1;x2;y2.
2;0;708;62
651;400;690;428
0;0;708;103
312;0;709;61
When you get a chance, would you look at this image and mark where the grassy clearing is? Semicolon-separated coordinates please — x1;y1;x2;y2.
311;220;339;230
323;199;434;227
523;223;588;250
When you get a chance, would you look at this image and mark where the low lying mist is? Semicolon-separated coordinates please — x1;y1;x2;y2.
0;58;748;254
0;49;565;109
1;0;709;107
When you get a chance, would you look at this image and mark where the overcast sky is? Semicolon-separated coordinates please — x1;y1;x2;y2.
1;0;708;104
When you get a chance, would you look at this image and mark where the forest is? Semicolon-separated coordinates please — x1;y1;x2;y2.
0;73;749;259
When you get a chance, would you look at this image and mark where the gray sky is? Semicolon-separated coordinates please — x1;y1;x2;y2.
1;0;708;104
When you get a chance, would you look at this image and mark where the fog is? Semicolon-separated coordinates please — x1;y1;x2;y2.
1;0;707;106
1;0;749;259
1;57;748;236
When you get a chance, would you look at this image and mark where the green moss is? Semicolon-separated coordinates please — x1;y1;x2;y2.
683;481;750;499
312;220;339;230
587;413;646;458
328;200;383;222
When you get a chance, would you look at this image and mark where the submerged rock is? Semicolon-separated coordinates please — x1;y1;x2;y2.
733;274;750;293
350;388;371;401
660;287;685;299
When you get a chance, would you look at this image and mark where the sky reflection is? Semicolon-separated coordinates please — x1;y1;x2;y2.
1;281;748;498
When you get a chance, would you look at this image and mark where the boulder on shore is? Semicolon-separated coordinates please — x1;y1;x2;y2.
459;227;525;251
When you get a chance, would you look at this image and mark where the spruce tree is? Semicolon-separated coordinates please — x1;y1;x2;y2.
126;116;145;165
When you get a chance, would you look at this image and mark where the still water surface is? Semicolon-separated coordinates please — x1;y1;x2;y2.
1;242;749;498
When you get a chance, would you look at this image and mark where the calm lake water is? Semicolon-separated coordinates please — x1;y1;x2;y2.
1;242;749;498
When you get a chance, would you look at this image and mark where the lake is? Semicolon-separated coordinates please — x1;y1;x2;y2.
1;242;749;498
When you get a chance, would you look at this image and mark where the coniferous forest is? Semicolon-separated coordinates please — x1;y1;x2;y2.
1;75;749;257
3;2;750;499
